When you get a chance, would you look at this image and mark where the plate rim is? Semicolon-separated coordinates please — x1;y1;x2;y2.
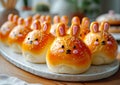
0;43;119;81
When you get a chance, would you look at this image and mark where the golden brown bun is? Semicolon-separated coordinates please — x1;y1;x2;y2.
22;20;55;63
84;22;118;65
46;23;92;74
0;14;17;45
8;17;31;53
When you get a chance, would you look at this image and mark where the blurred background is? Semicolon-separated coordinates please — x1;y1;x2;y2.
0;0;120;25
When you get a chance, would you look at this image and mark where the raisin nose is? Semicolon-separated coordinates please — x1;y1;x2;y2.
101;41;105;45
30;41;33;44
66;49;71;54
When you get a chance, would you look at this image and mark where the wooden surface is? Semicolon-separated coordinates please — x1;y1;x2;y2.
0;53;120;85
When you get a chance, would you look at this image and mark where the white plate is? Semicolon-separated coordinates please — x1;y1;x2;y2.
0;43;119;81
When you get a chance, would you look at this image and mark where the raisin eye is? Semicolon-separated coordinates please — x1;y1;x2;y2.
80;34;82;36
61;45;64;48
84;32;86;35
19;32;22;34
35;38;38;41
28;38;30;40
107;38;110;41
73;46;76;49
96;39;99;41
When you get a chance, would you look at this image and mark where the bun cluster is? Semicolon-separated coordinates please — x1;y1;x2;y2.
0;14;118;74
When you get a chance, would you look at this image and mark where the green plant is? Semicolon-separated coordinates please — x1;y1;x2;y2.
35;3;49;12
23;0;28;6
78;0;100;17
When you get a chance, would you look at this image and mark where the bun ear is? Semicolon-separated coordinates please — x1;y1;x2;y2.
8;14;14;21
81;17;90;29
90;22;99;33
40;15;46;23
25;16;32;27
33;14;40;20
42;21;51;34
45;15;51;23
31;20;41;30
71;16;80;25
18;18;24;25
13;15;19;24
53;15;60;24
69;23;80;37
99;22;109;32
61;15;69;25
56;23;66;37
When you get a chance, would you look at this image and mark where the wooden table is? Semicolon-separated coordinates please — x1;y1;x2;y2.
0;53;120;85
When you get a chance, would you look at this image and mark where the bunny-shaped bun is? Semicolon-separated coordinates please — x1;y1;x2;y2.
8;17;32;53
22;20;55;63
84;22;118;65
46;23;91;74
80;17;90;40
0;14;18;45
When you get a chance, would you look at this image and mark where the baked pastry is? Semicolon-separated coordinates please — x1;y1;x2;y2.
50;15;60;36
80;17;90;40
8;17;31;53
0;14;18;45
84;22;118;65
22;20;55;63
96;10;120;33
46;23;92;74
